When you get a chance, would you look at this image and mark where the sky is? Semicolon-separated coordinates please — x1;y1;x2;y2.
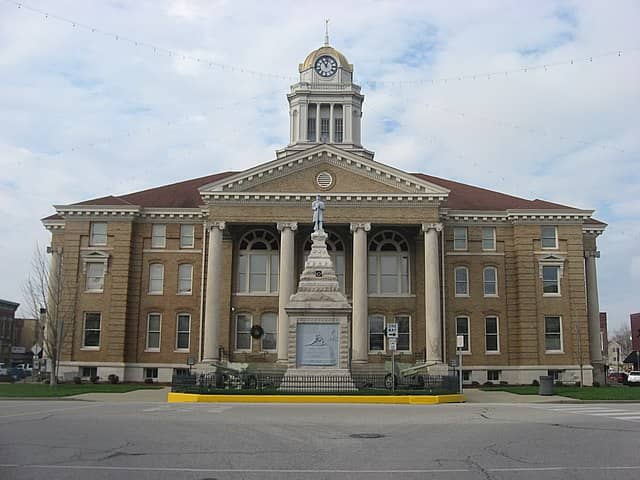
0;0;638;332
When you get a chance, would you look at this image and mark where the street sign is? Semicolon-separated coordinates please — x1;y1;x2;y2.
388;338;397;351
456;335;465;349
386;323;398;339
449;359;458;368
31;344;42;355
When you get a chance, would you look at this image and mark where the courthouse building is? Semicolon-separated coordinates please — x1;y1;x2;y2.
43;40;607;385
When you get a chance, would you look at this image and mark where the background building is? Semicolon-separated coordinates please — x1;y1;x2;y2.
42;41;607;385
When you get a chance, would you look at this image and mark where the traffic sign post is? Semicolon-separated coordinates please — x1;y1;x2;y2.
386;324;398;393
456;335;465;394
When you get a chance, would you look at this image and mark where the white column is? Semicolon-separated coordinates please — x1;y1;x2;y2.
277;222;298;363
316;103;321;143
202;221;225;362
423;223;443;363
301;102;308;142
585;250;603;365
350;222;371;363
344;104;353;144
329;103;334;143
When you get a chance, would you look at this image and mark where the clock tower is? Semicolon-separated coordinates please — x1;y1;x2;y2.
278;34;370;159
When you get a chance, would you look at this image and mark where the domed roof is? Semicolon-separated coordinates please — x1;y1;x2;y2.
299;45;353;73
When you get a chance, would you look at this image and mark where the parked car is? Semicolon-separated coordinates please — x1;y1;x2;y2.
627;371;640;386
3;368;26;382
607;372;628;384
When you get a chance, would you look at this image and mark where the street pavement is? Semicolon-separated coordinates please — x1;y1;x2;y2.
1;394;639;480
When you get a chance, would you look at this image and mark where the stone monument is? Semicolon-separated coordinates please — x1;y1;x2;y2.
280;196;354;391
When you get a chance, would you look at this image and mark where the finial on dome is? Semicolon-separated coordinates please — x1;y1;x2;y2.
324;18;330;46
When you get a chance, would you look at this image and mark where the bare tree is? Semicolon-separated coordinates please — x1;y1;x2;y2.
610;325;632;356
22;244;68;386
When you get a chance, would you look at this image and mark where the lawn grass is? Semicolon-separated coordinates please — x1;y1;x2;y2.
0;383;163;398
480;385;640;400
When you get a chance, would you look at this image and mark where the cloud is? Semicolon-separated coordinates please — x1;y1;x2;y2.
0;0;638;331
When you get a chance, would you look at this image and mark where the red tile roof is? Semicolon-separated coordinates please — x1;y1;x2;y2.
43;170;604;225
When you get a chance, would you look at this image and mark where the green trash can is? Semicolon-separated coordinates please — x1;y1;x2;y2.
539;375;554;396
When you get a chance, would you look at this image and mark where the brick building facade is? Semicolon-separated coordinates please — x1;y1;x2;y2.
43;41;607;385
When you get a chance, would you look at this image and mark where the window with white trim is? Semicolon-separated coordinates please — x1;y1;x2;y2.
368;314;385;352
541;226;558;249
83;312;101;348
237;230;279;294
334;118;343;143
81;366;98;378
151;224;166;248
235;314;252;351
148;263;164;294
367;231;410;295
90;222;107;246
86;262;105;292
175;313;190;350
394;315;411;352
261;312;277;352
180;224;195;248
544;316;563;352
303;231;345;291
146;313;161;351
454;266;469;296
144;367;158;379
456;316;470;352
482;227;496;251
485;316;499;353
483;266;498;296
178;264;193;295
487;370;500;381
453;227;467;250
542;265;560;295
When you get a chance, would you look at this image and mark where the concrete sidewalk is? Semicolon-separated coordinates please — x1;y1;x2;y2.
70;386;171;402
462;388;574;403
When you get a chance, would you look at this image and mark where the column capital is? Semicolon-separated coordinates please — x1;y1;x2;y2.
277;222;298;232
422;222;443;233
584;250;600;259
208;221;226;231
350;222;371;233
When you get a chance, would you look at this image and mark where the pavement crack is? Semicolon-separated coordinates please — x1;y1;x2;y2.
483;443;537;465
464;456;494;480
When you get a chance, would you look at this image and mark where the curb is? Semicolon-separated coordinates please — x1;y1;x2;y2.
167;392;465;404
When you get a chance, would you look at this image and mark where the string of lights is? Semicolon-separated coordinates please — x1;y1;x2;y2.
4;0;638;87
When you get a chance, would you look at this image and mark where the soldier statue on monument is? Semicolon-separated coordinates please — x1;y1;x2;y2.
312;195;325;232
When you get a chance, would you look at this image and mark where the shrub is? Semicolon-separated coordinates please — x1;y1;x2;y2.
483;381;494;387
499;381;508;386
471;381;480;387
108;374;119;384
593;381;600;387
555;381;564;387
90;375;100;384
532;379;540;387
73;376;82;384
144;378;155;384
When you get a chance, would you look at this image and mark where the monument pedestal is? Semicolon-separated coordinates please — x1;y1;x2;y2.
281;230;355;392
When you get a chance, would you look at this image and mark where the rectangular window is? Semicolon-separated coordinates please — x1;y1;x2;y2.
144;367;158;379
83;312;101;348
320;118;330;142
81;366;98;378
90;222;107;246
180;224;195;248
261;313;277;351
544;316;563;352
86;263;105;292
174;368;190;377
456;316;470;352
487;370;500;381
455;267;469;296
462;371;471;381
548;369;562;381
482;227;496;251
541;226;558;249
149;264;164;294
270;256;279;293
236;314;252;351
176;314;191;350
395;315;411;352
151;224;166;248
453;227;467;250
178;264;193;295
307;117;316;141
483;267;497;296
542;266;560;295
485;316;499;352
146;313;161;351
334;118;343;143
249;255;267;291
368;315;385;352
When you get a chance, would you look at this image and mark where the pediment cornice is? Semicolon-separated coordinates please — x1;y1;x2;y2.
198;144;450;199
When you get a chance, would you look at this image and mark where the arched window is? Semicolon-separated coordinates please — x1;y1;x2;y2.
483;266;498;296
236;230;279;294
303;230;345;291
367;231;410;295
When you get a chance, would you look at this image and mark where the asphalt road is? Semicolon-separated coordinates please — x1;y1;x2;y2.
1;400;639;480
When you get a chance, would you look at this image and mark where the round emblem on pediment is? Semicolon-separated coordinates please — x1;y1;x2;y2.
316;171;334;189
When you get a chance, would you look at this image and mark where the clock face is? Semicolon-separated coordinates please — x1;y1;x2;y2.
314;55;338;77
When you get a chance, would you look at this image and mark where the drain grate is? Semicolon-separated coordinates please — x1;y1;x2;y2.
349;433;385;439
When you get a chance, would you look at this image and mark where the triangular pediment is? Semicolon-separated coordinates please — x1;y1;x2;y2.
199;144;449;198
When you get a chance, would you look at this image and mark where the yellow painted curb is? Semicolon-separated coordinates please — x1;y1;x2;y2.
167;392;465;404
